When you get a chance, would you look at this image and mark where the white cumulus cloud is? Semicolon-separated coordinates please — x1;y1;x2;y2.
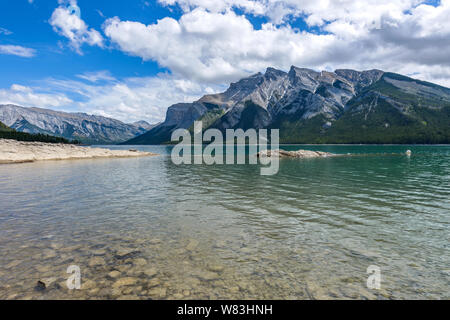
49;0;104;53
102;1;450;87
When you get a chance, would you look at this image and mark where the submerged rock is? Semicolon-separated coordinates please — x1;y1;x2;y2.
230;286;240;293
36;277;57;290
92;249;107;256
149;239;162;245
148;287;167;299
112;277;139;288
147;278;161;288
108;271;121;278
88;256;105;267
133;258;147;267
186;239;199;251
115;247;140;259
257;149;338;158
172;293;184;299
207;264;225;273
117;295;141;300
143;268;158;278
197;271;220;281
183;290;191;297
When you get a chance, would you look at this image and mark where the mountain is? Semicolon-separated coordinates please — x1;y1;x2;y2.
0;120;75;144
0;105;155;144
132;120;159;132
126;66;450;144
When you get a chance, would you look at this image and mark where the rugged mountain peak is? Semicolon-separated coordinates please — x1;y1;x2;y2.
288;66;326;91
289;66;318;74
199;68;289;111
264;67;287;79
127;66;450;145
335;69;384;90
229;72;264;90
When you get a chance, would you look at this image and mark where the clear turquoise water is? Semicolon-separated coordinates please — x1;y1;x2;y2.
0;145;448;300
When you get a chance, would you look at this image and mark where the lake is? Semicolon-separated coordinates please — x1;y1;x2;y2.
0;145;448;300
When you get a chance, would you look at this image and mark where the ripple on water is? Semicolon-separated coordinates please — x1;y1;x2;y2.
0;145;449;299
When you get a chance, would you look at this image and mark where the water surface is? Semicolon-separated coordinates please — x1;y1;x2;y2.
0;145;448;300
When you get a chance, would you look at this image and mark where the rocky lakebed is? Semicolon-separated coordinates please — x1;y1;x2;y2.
0;231;392;300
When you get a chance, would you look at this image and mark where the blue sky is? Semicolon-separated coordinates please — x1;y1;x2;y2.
0;0;448;123
0;1;176;86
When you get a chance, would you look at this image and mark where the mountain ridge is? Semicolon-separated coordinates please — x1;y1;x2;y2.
126;66;450;144
0;104;156;144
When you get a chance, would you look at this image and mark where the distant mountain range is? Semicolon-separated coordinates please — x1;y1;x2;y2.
0;119;76;144
0;105;157;144
125;66;450;144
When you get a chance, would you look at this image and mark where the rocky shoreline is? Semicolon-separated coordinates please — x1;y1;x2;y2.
0;139;157;164
257;149;339;158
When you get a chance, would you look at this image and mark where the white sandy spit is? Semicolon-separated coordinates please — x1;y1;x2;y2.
0;139;157;164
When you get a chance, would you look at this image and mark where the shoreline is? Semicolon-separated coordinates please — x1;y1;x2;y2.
0;139;158;164
122;143;450;146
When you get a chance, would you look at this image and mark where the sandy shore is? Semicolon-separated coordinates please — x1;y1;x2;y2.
0;139;157;164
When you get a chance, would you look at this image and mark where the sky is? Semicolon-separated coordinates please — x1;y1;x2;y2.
0;0;449;124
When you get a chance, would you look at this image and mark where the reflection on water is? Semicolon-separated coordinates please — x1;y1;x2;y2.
0;145;449;300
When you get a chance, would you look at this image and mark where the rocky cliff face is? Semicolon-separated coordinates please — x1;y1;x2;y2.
0;105;154;144
126;66;450;144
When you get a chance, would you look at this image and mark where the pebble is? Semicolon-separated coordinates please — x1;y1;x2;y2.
122;287;133;295
305;281;330;300
92;249;107;256
144;268;158;278
115;248;139;259
241;247;253;254
111;288;122;297
186;239;199;251
207;264;225;273
58;281;68;290
147;278;161;288
148;287;167;299
89;288;100;295
82;280;96;290
197;271;219;281
50;243;62;250
112;277;139;288
133;258;147;266
42;249;57;259
230;286;240;293
215;240;227;248
108;271;121;278
149;239;162;245
88;257;105;267
117;295;140;300
117;265;132;272
6;260;21;269
35;265;51;273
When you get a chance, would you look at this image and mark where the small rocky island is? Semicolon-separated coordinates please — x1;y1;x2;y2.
257;149;339;158
0;139;157;164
